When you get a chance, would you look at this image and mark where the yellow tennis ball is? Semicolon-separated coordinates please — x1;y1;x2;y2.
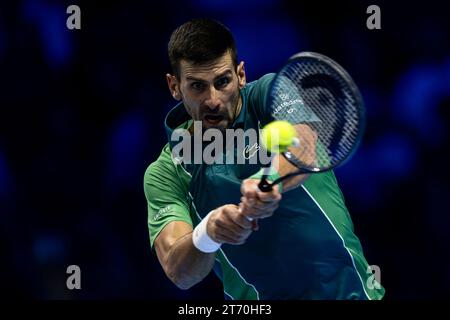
260;120;297;153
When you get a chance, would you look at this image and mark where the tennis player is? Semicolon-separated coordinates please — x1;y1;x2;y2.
144;18;385;300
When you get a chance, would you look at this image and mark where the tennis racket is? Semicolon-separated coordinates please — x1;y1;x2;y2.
258;51;365;192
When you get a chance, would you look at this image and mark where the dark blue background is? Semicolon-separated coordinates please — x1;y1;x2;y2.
1;0;449;299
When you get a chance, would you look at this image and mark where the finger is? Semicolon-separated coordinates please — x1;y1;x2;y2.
241;189;281;210
215;230;242;244
256;191;281;203
256;187;282;203
215;215;246;235
244;202;279;220
215;227;250;245
239;204;257;218
258;201;280;213
233;212;254;230
240;198;277;218
239;197;257;215
239;197;254;212
242;181;258;198
241;196;255;206
244;197;280;212
217;208;254;233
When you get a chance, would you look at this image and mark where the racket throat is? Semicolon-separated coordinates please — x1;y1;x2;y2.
257;155;276;192
260;169;309;192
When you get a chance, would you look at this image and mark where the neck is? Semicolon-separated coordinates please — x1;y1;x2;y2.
233;94;243;123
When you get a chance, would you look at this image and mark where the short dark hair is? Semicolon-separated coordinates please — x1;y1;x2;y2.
168;18;238;79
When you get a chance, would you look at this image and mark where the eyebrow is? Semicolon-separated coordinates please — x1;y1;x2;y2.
185;70;233;82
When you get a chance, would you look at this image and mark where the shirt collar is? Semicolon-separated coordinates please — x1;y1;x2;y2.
231;89;247;129
164;102;191;150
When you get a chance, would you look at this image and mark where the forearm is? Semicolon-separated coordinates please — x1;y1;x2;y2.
164;231;216;290
273;153;310;192
156;207;252;289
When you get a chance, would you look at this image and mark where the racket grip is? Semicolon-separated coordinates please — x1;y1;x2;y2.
257;165;274;192
258;178;273;192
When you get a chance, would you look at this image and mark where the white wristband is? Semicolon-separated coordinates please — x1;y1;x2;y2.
192;210;222;253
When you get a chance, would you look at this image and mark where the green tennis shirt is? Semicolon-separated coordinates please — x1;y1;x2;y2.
144;74;385;300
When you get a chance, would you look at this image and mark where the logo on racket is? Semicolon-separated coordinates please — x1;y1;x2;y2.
273;98;303;116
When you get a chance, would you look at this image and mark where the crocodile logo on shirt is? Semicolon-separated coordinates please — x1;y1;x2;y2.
243;142;260;159
154;205;172;221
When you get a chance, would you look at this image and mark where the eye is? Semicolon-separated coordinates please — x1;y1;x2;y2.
191;82;205;91
215;77;230;88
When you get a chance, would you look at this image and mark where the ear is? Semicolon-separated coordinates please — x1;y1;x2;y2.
166;74;181;101
237;61;246;89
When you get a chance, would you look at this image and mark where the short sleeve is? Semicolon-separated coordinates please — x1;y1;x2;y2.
246;73;276;126
144;144;193;249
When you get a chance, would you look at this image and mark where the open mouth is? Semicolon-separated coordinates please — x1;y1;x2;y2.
204;114;224;125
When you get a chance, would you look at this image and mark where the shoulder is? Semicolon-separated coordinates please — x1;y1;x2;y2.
241;73;277;125
144;144;177;187
145;143;171;173
243;73;276;95
144;143;191;196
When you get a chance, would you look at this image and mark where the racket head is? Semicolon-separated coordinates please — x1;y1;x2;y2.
266;51;366;173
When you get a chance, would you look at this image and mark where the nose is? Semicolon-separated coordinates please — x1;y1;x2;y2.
204;86;220;111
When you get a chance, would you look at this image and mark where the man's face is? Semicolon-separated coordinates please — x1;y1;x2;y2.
167;52;246;132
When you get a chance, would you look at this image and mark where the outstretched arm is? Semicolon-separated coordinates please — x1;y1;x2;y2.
154;220;215;290
154;204;254;290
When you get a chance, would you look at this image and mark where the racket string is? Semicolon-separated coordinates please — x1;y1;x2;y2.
269;55;363;170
